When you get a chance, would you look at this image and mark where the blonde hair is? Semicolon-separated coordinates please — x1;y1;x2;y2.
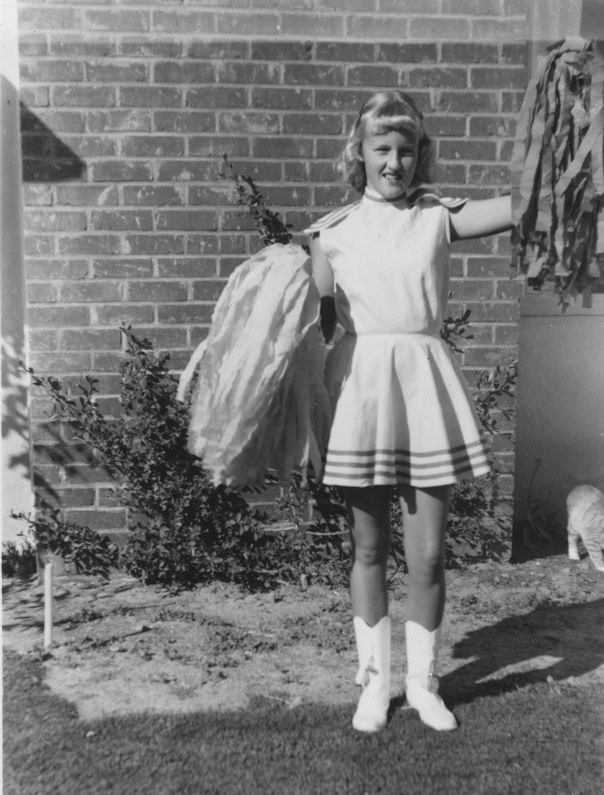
337;91;436;193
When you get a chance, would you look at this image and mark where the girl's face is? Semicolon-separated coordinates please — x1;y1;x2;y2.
360;128;419;199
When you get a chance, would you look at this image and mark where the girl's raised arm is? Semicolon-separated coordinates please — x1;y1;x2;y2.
310;234;337;343
449;194;513;241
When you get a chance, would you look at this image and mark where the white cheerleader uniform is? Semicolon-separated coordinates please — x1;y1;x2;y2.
306;186;490;489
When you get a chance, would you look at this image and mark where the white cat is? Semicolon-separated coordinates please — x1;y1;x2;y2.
567;485;604;572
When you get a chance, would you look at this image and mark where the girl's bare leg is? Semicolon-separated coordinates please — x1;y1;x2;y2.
399;484;457;730
399;484;450;630
341;485;391;627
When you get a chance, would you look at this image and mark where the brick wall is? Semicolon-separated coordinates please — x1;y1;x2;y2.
18;0;529;538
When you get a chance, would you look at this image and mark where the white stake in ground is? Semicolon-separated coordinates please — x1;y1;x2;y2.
44;562;53;649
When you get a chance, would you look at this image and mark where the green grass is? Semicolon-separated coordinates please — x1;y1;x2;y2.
4;649;603;795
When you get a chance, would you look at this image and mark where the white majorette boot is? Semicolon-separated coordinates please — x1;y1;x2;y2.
405;620;457;731
352;616;391;732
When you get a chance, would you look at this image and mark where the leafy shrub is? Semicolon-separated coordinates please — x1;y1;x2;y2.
7;510;118;580
2;537;37;579
27;329;314;591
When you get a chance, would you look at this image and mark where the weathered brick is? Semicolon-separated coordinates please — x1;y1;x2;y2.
377;43;437;64
466;257;512;278
19;34;48;57
464;346;518;368
470;18;527;40
464;301;520;323
284;63;344;86
264;185;312;206
84;9;150;33
496;279;524;301
410;16;470;41
23;210;87;232
279;13;345;38
121;135;184;158
92;259;153;279
21;59;85;83
18;6;81;31
218;112;280;135
314;88;372;112
157;257;217;278
185;86;246;109
438;91;499;113
60;281;123;303
56;185;118;206
154;110;215;133
61;328;121;351
86;60;149;83
19;86;49;107
120;38;182;58
22;109;85;134
449;279;495;301
94;304;155;327
27;283;58;304
87;109;152;133
441;43;499;64
253;137;313;158
57;234;120;256
282;113;342;135
123;234;185;255
192;280;227;301
442;0;500;13
251;87;313;110
347;65;400;87
471;67;527;89
469;115;517;138
154;61;214;83
118;86;182;108
316;42;374;62
49;37;117;57
186;40;248;59
157;303;214;324
52;85;116;107
61;135;117;158
152;10;215;34
155;209;217;231
157;160;221;182
123;185;184;206
215;61;277;85
439;140;497;161
28;350;91;371
347;14;409;39
24;236;55;256
188;185;233;206
408;67;468;89
220;211;257;232
216;12;281;36
424;114;467;137
26;258;89;285
189;135;250;158
89;162;153;182
468;163;511;186
29;330;59;353
128;281;188;302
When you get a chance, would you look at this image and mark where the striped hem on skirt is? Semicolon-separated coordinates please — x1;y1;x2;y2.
322;438;490;487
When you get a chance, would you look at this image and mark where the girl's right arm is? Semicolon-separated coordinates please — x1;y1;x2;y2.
311;234;337;343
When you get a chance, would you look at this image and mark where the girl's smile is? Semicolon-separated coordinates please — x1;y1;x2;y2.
361;129;419;200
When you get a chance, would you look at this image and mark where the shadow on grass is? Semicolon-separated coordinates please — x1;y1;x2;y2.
443;598;604;705
4;647;603;795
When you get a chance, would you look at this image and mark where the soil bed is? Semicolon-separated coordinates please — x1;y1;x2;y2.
3;554;603;721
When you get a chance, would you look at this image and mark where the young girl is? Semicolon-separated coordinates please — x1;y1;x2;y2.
306;91;512;732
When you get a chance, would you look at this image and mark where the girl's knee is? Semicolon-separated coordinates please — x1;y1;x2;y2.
353;542;389;568
407;544;445;584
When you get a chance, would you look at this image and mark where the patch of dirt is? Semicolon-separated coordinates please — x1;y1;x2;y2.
3;554;603;721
